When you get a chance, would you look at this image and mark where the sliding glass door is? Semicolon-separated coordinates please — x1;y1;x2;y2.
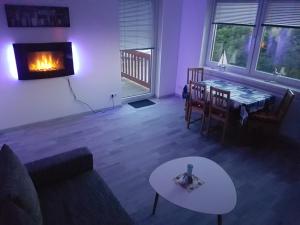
119;0;156;100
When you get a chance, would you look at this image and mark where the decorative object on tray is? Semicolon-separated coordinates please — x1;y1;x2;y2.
218;49;228;71
173;164;204;192
5;4;70;27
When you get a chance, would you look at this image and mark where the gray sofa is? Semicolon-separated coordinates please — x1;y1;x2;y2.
0;144;134;225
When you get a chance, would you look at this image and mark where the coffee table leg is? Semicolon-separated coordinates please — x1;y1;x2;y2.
217;215;222;225
152;193;159;215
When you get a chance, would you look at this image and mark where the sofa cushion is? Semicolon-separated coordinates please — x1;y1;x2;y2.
26;147;93;188
38;171;134;225
0;200;33;225
0;144;43;225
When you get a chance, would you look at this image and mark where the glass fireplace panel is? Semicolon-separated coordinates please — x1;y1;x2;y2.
27;51;65;72
13;42;74;80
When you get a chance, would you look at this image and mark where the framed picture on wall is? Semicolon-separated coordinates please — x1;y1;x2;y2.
5;4;70;27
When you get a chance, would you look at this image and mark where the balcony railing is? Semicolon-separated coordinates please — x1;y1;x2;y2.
120;50;151;88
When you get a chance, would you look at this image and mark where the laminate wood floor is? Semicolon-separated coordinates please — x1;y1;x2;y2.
0;97;299;225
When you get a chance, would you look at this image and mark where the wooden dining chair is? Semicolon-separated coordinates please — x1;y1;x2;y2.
186;81;208;132
185;68;204;121
187;68;204;84
249;89;295;135
207;86;231;143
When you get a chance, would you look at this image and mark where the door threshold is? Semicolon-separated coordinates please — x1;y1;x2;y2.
122;93;154;104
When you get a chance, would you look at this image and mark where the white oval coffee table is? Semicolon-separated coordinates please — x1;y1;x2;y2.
149;157;237;225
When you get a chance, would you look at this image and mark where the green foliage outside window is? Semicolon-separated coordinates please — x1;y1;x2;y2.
211;24;300;80
211;24;253;68
257;27;300;80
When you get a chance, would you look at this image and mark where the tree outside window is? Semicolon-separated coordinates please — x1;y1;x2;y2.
257;27;300;80
211;24;253;68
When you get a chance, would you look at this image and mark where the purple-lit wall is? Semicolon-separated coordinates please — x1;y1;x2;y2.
0;0;121;130
155;0;210;98
155;0;183;97
175;0;210;95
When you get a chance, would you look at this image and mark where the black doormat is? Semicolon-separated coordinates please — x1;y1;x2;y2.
128;99;156;108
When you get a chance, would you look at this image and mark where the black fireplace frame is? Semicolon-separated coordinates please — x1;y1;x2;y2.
13;42;74;80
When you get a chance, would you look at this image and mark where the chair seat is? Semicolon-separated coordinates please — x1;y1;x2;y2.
210;108;227;121
249;112;279;123
191;100;205;108
191;101;209;114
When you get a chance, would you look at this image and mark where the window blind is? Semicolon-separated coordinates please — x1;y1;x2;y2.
263;1;300;28
213;1;259;26
119;0;154;50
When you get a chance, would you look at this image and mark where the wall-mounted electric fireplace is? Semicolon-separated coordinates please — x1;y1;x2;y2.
13;42;74;80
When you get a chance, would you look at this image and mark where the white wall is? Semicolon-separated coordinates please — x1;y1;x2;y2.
0;0;121;130
155;0;183;97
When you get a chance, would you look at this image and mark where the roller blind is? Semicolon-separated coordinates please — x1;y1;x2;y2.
119;0;154;50
213;0;259;26
263;0;300;28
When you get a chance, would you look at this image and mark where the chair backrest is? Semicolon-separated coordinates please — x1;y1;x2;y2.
276;89;295;121
209;86;231;113
189;81;207;103
187;68;204;84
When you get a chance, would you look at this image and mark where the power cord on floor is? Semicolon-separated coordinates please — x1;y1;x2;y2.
65;77;98;113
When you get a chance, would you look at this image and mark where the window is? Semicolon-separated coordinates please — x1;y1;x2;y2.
210;1;258;68
257;1;300;80
211;24;253;67
207;0;300;84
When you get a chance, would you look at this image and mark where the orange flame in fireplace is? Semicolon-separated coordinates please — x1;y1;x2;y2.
28;51;64;72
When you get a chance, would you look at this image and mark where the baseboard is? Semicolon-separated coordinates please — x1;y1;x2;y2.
0;105;121;133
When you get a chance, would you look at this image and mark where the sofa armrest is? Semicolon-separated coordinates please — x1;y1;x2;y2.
25;147;93;188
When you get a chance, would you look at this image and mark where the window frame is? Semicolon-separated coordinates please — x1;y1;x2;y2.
206;23;255;75
205;0;300;89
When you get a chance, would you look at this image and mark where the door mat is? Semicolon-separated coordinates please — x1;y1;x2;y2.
128;99;156;108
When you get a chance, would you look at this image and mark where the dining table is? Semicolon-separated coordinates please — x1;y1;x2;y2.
200;79;275;124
